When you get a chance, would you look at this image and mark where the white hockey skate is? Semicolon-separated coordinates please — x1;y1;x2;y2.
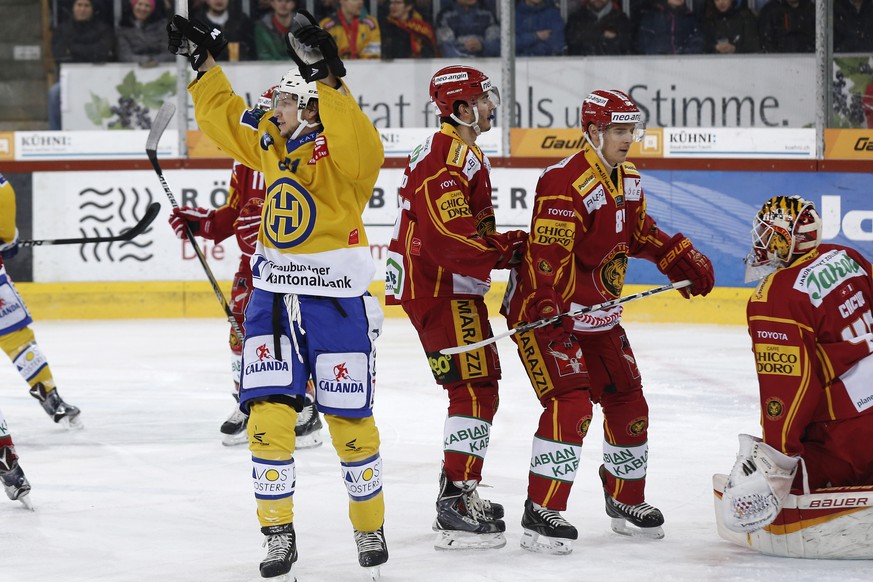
520;499;577;555
29;383;83;430
354;525;388;581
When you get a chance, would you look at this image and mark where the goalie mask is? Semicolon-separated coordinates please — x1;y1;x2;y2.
429;65;500;135
744;195;822;282
273;69;320;139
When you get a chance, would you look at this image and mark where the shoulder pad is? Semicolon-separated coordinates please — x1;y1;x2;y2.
620;161;639;175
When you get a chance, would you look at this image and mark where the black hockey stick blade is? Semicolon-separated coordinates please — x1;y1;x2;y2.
146;101;176;163
440;280;692;355
20;202;161;247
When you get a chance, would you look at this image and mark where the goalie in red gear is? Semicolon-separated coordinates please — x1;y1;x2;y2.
167;86;322;447
502;89;714;552
386;65;526;550
713;195;873;559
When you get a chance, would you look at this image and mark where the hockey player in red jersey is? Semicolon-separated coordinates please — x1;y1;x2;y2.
717;196;873;547
168;88;323;448
502;89;714;552
0;408;32;509
1;173;82;431
386;65;526;550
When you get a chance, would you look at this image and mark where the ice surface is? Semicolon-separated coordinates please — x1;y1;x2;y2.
2;318;871;581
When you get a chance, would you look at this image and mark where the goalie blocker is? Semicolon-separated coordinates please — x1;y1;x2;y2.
713;434;873;559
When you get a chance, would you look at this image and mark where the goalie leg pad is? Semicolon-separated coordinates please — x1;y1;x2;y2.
721;434;799;533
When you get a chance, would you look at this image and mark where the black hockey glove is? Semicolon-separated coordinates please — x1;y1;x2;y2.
167;15;228;71
284;9;346;82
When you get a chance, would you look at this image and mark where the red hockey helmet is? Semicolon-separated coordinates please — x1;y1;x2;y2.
257;85;278;111
581;89;644;141
429;65;499;117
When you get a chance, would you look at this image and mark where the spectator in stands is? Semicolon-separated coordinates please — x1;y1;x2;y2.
864;79;873;129
50;0;116;130
56;0;116;26
254;0;296;60
701;0;760;54
635;0;704;54
381;0;438;59
834;0;873;53
565;0;633;56
315;0;340;22
116;0;175;64
516;0;565;56
193;0;256;60
320;0;382;59
436;0;501;57
757;0;815;53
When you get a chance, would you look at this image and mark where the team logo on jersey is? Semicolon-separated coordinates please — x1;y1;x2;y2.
626;417;647;436
765;397;785;420
599;247;628;298
578;416;591;438
548;342;587;377
263;178;316;249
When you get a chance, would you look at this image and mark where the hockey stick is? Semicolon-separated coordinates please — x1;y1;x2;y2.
146;101;245;340
20;202;161;247
440;279;692;355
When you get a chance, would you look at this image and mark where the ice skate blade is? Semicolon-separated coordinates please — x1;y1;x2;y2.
363;565;381;581
610;517;664;539
58;415;84;431
221;431;248;446
434;529;506;550
520;529;573;555
262;565;296;581
18;493;34;511
295;431;323;450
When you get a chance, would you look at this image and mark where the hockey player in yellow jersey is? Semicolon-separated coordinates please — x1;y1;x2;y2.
0;173;82;431
168;10;386;580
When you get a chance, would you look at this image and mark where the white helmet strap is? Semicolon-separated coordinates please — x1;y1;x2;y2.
584;129;615;171
450;105;482;136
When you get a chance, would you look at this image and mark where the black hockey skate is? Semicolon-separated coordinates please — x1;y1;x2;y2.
0;446;33;510
260;523;297;580
29;383;82;430
520;498;577;555
354;525;388;580
294;396;323;450
600;465;664;539
220;403;248;447
433;470;506;550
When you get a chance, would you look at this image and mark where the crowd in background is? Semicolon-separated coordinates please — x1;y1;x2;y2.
50;0;873;64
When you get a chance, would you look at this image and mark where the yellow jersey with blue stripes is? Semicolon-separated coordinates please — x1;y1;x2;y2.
189;67;384;297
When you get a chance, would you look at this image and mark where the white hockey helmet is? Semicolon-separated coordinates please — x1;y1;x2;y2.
744;195;822;282
273;69;319;111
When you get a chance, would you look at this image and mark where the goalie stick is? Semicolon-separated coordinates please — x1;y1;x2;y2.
20;202;160;246
440;279;692;355
146;101;245;340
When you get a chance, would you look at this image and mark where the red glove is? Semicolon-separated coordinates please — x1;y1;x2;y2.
485;230;527;269
169;207;214;240
657;233;715;298
235;198;264;255
525;287;572;344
